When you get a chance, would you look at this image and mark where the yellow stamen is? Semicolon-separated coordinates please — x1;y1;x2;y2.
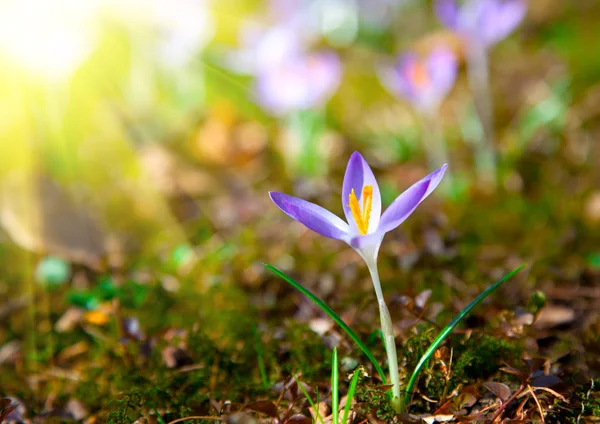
349;185;373;236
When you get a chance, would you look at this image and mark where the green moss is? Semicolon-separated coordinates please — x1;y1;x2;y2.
354;383;397;422
281;322;330;379
450;334;522;384
399;330;522;409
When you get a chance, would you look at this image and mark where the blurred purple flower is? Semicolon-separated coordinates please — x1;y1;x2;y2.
255;51;341;115
378;47;458;113
270;152;446;262
436;0;527;49
231;23;309;75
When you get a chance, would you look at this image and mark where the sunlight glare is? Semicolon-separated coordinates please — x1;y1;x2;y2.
0;0;100;80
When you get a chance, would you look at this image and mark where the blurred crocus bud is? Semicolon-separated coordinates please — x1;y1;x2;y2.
232;24;306;75
436;0;526;49
255;51;341;116
378;47;458;113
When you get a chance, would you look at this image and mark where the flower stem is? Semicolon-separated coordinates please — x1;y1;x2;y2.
466;44;497;186
366;263;401;413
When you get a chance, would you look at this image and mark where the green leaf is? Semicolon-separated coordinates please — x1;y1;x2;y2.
265;264;387;383
66;290;100;310
332;347;339;424
293;375;325;424
342;367;361;424
586;251;600;270
403;265;525;409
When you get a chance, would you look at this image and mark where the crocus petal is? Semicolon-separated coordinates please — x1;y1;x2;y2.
435;0;459;29
379;48;457;113
306;51;342;107
479;0;526;47
350;232;385;250
378;164;447;233
341;152;382;235
377;54;419;105
255;51;341;115
442;0;526;49
269;191;350;241
426;47;458;104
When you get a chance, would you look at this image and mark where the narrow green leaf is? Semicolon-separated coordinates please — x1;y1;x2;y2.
265;264;387;383
293;375;325;424
253;324;269;389
342;368;361;424
332;347;339;424
403;265;525;409
152;408;167;424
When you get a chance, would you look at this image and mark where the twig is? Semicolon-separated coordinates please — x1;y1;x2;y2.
526;384;545;423
518;386;567;403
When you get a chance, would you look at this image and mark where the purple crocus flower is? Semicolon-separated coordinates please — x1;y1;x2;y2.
378;47;458;113
270;152;446;409
255;51;341;115
436;0;527;49
270;152;446;262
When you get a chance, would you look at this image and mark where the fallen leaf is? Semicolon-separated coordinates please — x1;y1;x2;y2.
55;308;84;332
483;382;511;401
225;412;258;424
308;401;329;422
415;290;432;310
66;398;88;421
534;305;575;329
423;414;454;424
244;401;278;418
285;414;312;424
451;392;477;412
309;318;333;336
531;375;561;388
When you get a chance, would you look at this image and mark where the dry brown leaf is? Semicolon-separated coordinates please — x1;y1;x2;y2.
244;400;278;418
285;414;312;424
423;414;454;424
483;381;512;401
534;305;576;329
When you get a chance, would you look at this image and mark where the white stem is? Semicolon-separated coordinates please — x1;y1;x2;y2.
466;43;497;185
366;260;401;412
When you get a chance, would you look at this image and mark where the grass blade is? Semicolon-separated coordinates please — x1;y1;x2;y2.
152;408;167;424
293;375;325;424
342;368;361;424
252;324;269;389
332;347;339;424
403;265;525;409
265;264;387;383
